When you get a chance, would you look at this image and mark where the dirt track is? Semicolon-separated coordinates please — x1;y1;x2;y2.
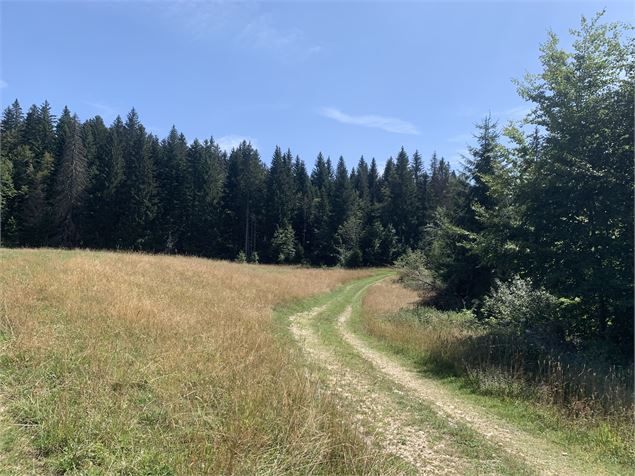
289;278;608;475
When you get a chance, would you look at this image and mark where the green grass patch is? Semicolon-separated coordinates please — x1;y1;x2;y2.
357;303;634;474
300;275;533;475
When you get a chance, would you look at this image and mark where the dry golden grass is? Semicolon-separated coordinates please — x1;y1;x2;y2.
360;276;634;469
361;277;424;351
362;276;419;317
0;248;379;474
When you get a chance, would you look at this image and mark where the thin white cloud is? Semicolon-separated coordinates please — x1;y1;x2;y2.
240;15;295;48
450;148;470;162
238;15;322;59
216;135;257;152
319;107;420;135
447;133;472;144
493;105;532;121
160;3;321;60
0;79;8;88
85;101;117;119
455;105;532;121
455;106;477;118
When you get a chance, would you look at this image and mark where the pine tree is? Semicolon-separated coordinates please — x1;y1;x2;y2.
266;146;296;258
1;100;23;134
22;101;55;164
53;114;88;246
354;156;370;208
1;101;25;245
222;141;266;260
465;116;502;224
515;13;634;349
411;150;428;243
82;115;122;248
0;155;16;245
187;138;226;256
155;126;192;252
292;156;313;260
368;158;380;204
330;157;360;265
309;153;336;264
391;147;418;247
21;151;54;246
311;152;332;192
331;157;355;231
118;109;157;249
427;152;452;217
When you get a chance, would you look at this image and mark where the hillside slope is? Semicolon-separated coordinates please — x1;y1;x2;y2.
0;249;375;474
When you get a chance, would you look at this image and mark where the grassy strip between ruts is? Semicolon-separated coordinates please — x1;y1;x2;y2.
295;273;534;475
356;278;634;475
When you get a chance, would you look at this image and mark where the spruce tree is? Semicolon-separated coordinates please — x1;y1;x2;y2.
83;115;122;248
515;13;634;349
266;146;296;258
309;153;336;264
118;109;157;249
187;138;226;256
222;141;266;260
331;157;355;231
52;114;88;246
411;150;428;243
155;126;192;252
368;157;380;205
292;156;313;260
1;101;25;245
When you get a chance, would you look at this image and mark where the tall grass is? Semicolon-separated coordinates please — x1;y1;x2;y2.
0;248;386;474
361;278;634;465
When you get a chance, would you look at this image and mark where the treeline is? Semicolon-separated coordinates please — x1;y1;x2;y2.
1;13;632;353
419;14;633;356
0;101;462;265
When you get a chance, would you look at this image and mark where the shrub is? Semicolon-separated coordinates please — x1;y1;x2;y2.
481;276;561;335
271;223;296;263
236;250;247;263
394;249;436;296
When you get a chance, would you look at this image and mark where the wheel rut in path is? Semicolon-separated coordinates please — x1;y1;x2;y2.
289;289;488;475
336;295;606;476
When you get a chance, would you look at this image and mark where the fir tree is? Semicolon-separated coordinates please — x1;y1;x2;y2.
292;156;313;260
118;109;157;249
52;114;88;246
222;141;266;260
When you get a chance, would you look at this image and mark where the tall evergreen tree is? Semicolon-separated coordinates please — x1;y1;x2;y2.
353;156;370;208
309;153;336;264
187;138;226;256
515;13;634;349
118;109;157;249
155;126;192;252
292;156;313;260
331;156;355;231
389;147;418;247
222;141;266;260
266;146;296;258
83;116;123;247
1;100;25;245
52;114;88;246
411;150;428;243
368;157;380;205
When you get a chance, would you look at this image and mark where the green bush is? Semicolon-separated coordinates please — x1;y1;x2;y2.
393;249;435;296
235;250;247;263
481;276;562;336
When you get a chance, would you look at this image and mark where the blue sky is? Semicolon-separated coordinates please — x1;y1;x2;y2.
1;1;631;171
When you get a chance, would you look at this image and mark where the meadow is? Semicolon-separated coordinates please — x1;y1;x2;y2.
0;248;377;474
